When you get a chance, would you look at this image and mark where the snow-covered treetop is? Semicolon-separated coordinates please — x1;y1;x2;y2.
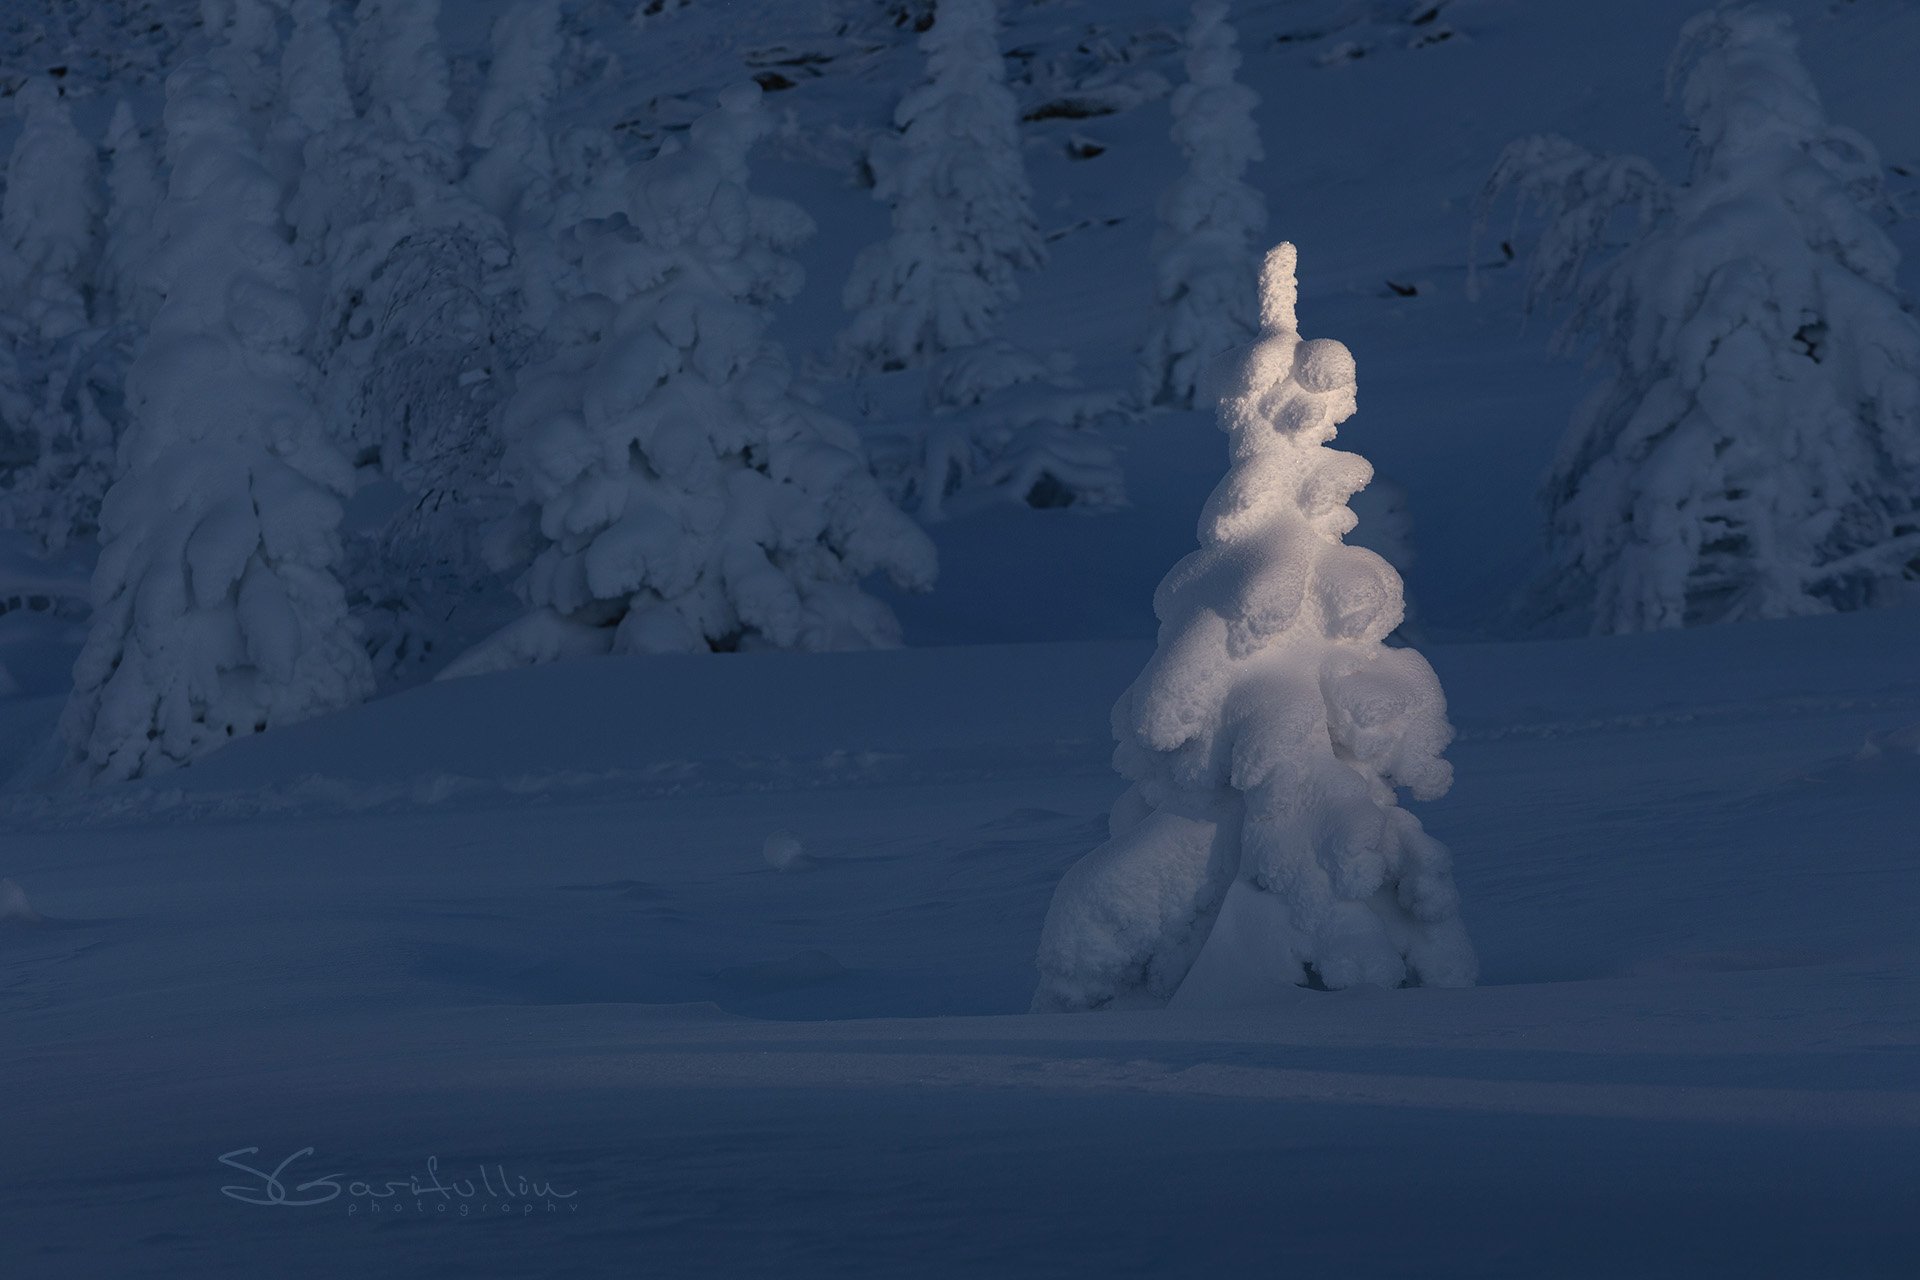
471;0;564;153
281;0;357;141
838;0;1044;370
349;0;458;154
1139;0;1267;407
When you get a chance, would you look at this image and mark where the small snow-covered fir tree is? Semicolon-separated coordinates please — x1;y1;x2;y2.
449;85;937;674
275;0;358;187
101;101;167;325
2;79;103;345
348;0;460;161
204;0;286;124
1140;0;1267;408
0;78;114;553
62;62;372;782
838;0;1044;372
467;0;568;327
468;0;562;221
1482;6;1920;630
1032;243;1475;1012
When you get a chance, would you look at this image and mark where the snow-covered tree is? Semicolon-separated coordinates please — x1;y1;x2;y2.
469;0;562;220
0;78;114;554
347;0;459;162
63;62;372;782
2;79;103;345
1482;6;1920;631
448;85;937;675
1139;0;1267;408
838;0;1044;372
467;0;568;327
101;101;167;325
1032;243;1476;1012
204;0;286;124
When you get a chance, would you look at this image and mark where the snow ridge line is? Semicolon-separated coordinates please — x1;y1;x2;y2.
0;739;1114;832
1451;689;1920;743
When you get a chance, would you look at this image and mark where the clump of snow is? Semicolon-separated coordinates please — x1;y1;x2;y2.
763;830;812;872
1033;242;1476;1013
0;878;42;923
871;342;1128;518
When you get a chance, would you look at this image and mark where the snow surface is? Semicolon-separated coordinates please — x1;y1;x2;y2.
5;603;1920;1276
4;0;1920;1275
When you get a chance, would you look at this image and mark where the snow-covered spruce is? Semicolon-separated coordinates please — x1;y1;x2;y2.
445;84;936;675
838;0;1044;372
347;0;460;162
0;78;115;554
62;62;373;782
1032;243;1475;1012
204;0;286;124
1483;7;1920;631
1139;0;1267;409
2;79;102;346
279;0;527;685
467;0;567;328
871;342;1126;518
102;101;167;326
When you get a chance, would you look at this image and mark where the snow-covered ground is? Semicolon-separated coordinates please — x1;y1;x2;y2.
5;604;1919;1276
5;0;1920;1274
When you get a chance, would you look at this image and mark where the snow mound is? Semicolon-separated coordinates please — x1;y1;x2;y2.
763;829;813;871
0;878;43;924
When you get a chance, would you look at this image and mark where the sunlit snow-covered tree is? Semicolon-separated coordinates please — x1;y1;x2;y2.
838;0;1044;372
63;63;372;782
1482;6;1920;631
446;85;937;675
1140;0;1267;408
1032;243;1475;1012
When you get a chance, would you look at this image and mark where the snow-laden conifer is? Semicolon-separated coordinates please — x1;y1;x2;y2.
1140;0;1266;408
1482;6;1920;630
63;62;372;781
2;80;103;344
204;0;286;124
467;0;567;326
348;0;459;161
838;0;1043;372
101;101;166;325
1033;243;1475;1012
448;85;936;675
0;79;113;553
